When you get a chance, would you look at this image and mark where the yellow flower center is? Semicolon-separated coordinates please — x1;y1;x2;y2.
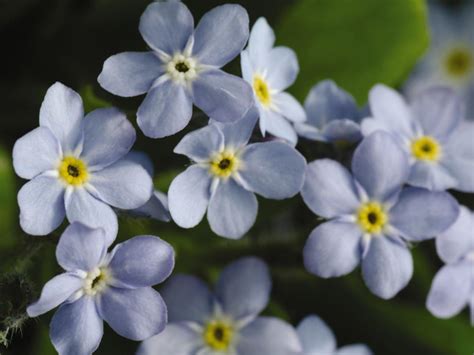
58;156;89;186
444;47;473;78
203;320;234;351
411;136;441;162
253;75;271;107
210;151;239;178
83;267;110;296
357;202;388;234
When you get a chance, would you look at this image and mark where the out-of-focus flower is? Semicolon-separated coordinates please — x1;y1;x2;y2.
12;82;153;242
302;132;459;299
362;84;474;192
27;223;174;355
404;2;474;119
168;113;306;239
99;1;253;138
295;80;364;144
297;315;372;355
241;18;306;145
137;257;302;355
427;206;474;324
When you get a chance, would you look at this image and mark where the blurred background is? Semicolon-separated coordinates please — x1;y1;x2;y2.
0;0;473;354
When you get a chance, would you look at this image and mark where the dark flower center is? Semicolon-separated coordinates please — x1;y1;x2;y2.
175;61;189;73
218;158;231;170
367;212;378;225
445;49;472;77
67;164;80;177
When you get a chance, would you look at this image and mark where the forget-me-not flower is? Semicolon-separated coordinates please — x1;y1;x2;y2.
168;112;306;239
137;257;302;355
427;206;474;324
297;315;372;355
98;1;254;138
362;84;474;192
241;18;306;145
27;222;175;355
295;80;364;144
301;132;459;299
12;82;153;242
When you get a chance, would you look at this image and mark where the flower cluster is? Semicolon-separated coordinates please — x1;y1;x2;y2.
11;1;474;354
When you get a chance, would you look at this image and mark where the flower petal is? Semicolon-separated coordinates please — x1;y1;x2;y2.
296;315;336;354
81;107;136;170
336;344;373;355
193;4;249;67
261;109;298;145
239;141;306;199
294;122;326;142
18;176;65;236
174;124;224;162
445;121;474;159
50;296;103;355
56;223;108;271
98;287;167;341
211;108;258;150
248;17;275;70
390;187;459;241
303;221;362;278
427;262;471;319
124;151;154;176
192;69;253;123
27;273;83;317
13;127;61;180
361;236;413;299
132;191;171;222
98;52;163;97
273;92;306;123
352;132;409;201
161;274;214;323
139;2;193;55
322;119;362;143
216;257;271;320
301;159;360;219
168;166;211;228
265;46;299;91
137;81;193;138
407;161;457;191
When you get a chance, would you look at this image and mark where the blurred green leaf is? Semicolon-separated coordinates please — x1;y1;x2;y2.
0;147;16;248
277;0;429;103
80;85;112;113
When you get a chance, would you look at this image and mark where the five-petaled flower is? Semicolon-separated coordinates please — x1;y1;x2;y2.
98;1;254;138
27;223;175;355
137;257;302;355
301;132;459;299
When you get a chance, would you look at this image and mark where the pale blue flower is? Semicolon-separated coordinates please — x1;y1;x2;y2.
167;113;306;239
12;82;153;242
27;223;175;355
362;84;474;192
241;17;306;145
297;315;372;355
295;80;364;144
98;1;253;138
301;132;459;299
137;257;302;355
427;206;474;324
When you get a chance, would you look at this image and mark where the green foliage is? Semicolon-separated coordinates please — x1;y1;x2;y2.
0;148;17;248
276;0;429;103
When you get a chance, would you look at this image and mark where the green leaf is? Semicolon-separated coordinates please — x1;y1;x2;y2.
276;0;429;103
80;85;112;114
0;147;17;248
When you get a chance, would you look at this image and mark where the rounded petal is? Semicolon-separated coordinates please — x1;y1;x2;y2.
132;191;171;222
27;273;83;317
445;121;474;159
301;159;360;219
248;17;275;69
50;296;103;355
81;108;136;170
137;81;193;138
124;151;154;176
361;236;413;299
336;344;373;355
98;52;163;97
207;179;258;239
443;145;474;193
168;166;211;229
109;236;174;288
173;124;224;162
13;127;61;179
216;257;271;320
56;223;108;272
352;132;409;201
390;187;460;241
427;263;471;319
211;108;258;150
436;206;474;264
303;221;362;278
39;82;84;153
322;119;362;143
139;2;193;55
161;274;214;323
237;317;302;355
137;323;201;355
98;287;167;341
192;70;253;123
18;176;65;236
296;315;336;354
239;141;306;199
265;46;299;91
407;161;457;191
294;122;326;142
193;4;249;67
261;109;298;145
273;92;306;123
